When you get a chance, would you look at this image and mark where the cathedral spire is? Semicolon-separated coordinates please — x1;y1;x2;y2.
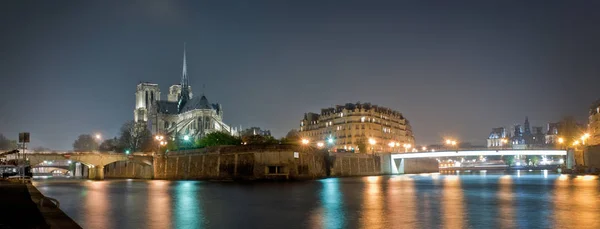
178;43;191;113
524;116;531;135
181;43;188;88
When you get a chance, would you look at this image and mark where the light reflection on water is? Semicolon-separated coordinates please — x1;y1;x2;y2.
32;171;600;229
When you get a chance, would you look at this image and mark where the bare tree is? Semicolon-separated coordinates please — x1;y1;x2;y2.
73;134;99;151
0;134;18;150
118;121;152;153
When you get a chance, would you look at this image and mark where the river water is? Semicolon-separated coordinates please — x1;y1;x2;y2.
33;171;600;229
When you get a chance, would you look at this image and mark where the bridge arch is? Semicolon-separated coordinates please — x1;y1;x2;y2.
26;152;154;180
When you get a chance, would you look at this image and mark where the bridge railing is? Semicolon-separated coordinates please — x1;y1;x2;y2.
390;147;563;154
24;151;154;156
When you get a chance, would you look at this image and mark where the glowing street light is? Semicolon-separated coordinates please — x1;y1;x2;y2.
317;142;324;148
445;139;452;145
422;146;427;151
301;139;310;145
402;143;412;152
95;133;102;140
558;137;564;144
451;140;457;146
368;138;377;145
155;135;164;141
388;142;396;148
183;135;190;141
327;138;334;144
581;133;590;144
573;140;580;146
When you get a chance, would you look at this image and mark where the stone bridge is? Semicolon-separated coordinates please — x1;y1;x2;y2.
26;152;154;179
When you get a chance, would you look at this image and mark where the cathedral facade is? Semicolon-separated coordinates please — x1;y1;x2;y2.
133;47;237;141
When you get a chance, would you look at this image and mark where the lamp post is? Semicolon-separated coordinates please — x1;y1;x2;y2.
557;137;564;150
154;134;164;153
501;138;508;150
317;142;325;148
368;138;376;154
581;133;590;145
301;138;310;145
445;139;458;151
403;143;411;153
388;141;396;153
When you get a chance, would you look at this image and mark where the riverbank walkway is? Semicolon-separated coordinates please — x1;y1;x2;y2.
0;180;81;229
0;180;48;228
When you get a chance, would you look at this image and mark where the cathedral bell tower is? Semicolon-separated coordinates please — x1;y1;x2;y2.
134;83;160;122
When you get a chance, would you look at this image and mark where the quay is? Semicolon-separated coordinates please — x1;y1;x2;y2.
0;180;80;228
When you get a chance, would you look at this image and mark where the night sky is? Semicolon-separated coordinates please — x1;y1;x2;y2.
1;1;600;150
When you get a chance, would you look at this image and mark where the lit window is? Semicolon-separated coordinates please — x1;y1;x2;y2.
361;117;365;122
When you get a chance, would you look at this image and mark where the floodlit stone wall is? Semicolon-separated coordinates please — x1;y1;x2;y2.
329;153;381;176
154;145;328;180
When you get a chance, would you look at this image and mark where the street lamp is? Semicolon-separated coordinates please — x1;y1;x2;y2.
368;138;376;153
581;133;590;145
422;146;427;151
445;139;458;150
154;135;165;153
183;135;190;141
317;142;324;148
403;143;411;153
368;138;377;145
557;137;564;149
301;139;310;145
95;133;102;140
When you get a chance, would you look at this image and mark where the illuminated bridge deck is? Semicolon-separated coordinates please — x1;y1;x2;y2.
391;149;567;159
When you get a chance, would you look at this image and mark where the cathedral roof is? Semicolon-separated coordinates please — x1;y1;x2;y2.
156;101;179;115
179;95;220;113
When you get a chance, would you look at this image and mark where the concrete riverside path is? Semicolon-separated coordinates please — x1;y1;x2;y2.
0;180;81;229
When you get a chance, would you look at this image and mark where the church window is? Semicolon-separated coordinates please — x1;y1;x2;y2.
151;91;154;102
145;91;149;107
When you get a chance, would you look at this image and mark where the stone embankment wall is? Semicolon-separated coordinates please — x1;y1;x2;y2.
402;158;439;174
329;153;381;176
584;145;600;170
104;161;153;179
154;145;328;180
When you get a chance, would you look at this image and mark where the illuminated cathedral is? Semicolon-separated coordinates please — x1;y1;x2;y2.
133;46;238;140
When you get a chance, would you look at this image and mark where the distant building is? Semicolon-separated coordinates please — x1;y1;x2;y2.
241;127;272;137
532;126;545;145
545;122;560;144
487;117;557;149
299;102;414;153
589;100;600;146
133;46;237;141
487;127;507;148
